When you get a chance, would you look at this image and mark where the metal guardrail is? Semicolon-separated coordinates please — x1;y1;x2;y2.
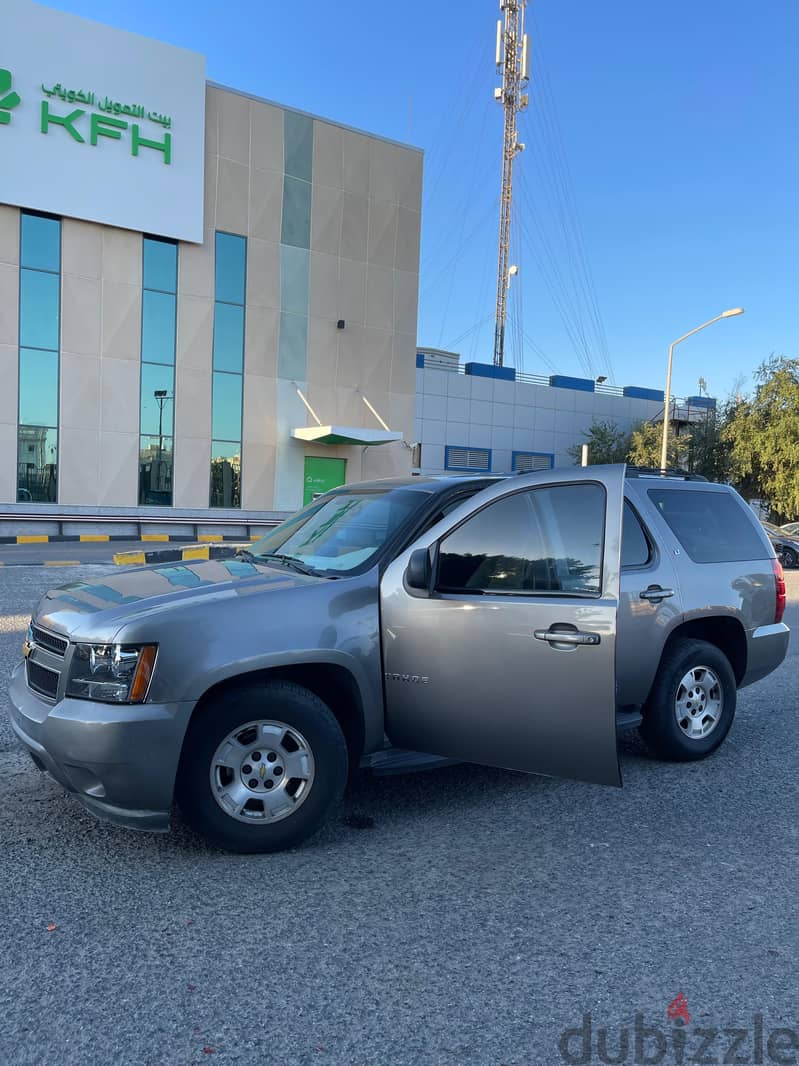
418;355;688;404
0;512;282;538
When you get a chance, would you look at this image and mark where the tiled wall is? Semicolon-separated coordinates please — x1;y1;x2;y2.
415;367;664;473
0;84;423;512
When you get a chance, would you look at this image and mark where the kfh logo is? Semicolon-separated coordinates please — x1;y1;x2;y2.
558;994;799;1064
0;69;21;125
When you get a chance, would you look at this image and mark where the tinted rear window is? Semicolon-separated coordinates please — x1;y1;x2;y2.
648;489;769;563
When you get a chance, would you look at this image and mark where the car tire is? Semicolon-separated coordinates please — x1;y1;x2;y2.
782;547;797;570
176;679;348;853
639;638;737;761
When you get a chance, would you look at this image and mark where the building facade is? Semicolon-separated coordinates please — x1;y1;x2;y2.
1;2;421;521
414;352;716;475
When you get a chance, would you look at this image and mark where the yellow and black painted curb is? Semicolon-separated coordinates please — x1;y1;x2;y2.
113;543;252;566
0;532;241;545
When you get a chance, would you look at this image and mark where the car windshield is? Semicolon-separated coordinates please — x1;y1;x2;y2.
248;490;425;574
781;522;799;536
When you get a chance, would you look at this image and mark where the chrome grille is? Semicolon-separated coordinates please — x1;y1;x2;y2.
31;624;68;657
26;659;60;700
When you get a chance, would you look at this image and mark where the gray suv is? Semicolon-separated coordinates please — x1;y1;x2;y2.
8;465;790;853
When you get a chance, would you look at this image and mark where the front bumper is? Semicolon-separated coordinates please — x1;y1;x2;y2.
8;661;195;831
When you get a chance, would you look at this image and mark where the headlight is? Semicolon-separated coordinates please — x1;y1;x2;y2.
66;644;157;703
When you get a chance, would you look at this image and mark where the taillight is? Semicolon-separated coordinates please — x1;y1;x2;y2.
773;558;786;624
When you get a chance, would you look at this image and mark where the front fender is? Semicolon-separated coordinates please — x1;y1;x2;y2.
185;647;385;754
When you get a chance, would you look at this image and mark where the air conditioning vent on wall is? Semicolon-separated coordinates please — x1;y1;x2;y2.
512;452;553;473
445;447;491;472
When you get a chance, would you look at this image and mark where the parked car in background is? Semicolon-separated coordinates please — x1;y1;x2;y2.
763;522;799;569
8;467;790;853
780;522;799;538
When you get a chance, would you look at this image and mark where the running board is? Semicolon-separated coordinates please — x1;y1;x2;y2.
615;708;643;732
361;749;459;776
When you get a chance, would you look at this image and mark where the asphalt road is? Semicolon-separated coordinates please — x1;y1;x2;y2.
1;565;797;1066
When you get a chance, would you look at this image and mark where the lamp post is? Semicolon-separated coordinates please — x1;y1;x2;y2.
660;308;744;472
154;389;172;464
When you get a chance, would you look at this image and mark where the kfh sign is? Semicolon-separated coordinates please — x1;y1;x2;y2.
2;0;206;243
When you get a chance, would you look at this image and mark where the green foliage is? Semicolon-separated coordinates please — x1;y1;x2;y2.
627;420;691;470
568;420;631;465
722;356;799;521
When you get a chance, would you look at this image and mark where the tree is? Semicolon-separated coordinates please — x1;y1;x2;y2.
722;356;799;521
568;420;631;465
627;421;691;469
686;405;730;482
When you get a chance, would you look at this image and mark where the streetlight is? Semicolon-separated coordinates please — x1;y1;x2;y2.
154;389;172;464
660;308;744;472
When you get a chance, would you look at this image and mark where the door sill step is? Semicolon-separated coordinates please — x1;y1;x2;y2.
615;708;643;732
361;748;459;776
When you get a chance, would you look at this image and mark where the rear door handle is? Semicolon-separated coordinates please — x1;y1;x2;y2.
534;628;601;646
639;585;675;603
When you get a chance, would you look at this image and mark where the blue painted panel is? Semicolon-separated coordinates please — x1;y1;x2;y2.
416;353;425;368
624;386;664;402
549;374;595;392
464;362;516;381
685;395;717;409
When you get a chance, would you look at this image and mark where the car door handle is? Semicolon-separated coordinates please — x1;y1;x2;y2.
639;585;675;602
534;628;601;646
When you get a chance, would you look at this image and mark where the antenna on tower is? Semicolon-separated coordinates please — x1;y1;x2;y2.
493;0;530;367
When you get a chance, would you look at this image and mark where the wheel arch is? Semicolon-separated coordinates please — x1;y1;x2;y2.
182;663;370;774
652;615;748;692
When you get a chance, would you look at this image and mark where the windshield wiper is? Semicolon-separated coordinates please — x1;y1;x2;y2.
235;548;259;562
255;552;323;576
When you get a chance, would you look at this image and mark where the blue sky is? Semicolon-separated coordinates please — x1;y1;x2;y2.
49;0;799;400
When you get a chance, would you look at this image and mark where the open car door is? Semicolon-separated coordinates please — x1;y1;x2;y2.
379;465;625;786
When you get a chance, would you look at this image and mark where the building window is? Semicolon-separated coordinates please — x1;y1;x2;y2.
139;236;177;506
444;446;492;473
210;232;246;508
512;452;554;473
17;212;60;502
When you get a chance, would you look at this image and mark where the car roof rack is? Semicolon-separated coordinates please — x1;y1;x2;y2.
625;466;709;482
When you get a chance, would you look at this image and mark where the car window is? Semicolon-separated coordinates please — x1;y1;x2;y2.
249;490;422;573
437;482;605;595
417;488;490;537
622;501;651;568
648;488;770;563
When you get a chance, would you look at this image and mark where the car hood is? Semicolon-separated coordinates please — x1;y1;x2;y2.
34;556;326;641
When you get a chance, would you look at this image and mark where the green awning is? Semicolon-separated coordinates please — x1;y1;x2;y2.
292;426;403;446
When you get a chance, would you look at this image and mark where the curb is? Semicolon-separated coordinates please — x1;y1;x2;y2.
113;543;251;566
0;533;245;545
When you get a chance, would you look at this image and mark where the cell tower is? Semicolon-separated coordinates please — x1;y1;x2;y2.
493;0;530;367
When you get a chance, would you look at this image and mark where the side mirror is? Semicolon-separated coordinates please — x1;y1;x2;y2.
405;548;432;593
